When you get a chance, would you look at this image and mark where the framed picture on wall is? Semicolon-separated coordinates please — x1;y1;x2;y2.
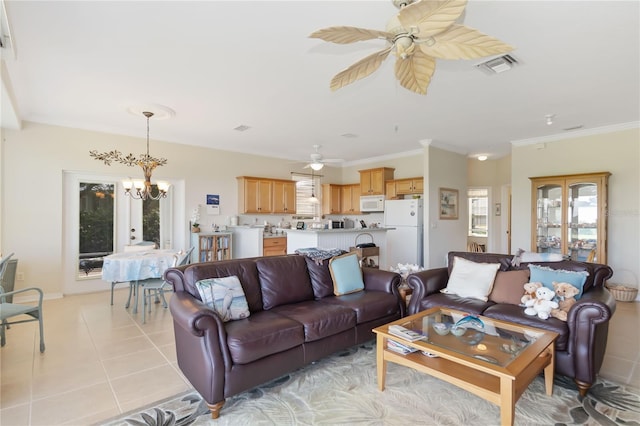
439;188;458;220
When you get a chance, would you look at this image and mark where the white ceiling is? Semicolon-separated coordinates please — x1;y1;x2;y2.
2;1;639;165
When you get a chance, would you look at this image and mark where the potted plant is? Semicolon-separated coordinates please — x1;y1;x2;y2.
191;207;201;233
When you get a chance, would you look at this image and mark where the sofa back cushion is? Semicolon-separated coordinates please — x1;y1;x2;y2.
183;259;263;313
304;257;334;299
256;255;314;310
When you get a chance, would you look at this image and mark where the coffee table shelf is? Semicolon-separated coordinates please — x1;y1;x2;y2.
374;308;557;426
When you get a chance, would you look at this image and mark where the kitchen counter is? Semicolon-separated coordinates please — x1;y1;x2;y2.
286;227;392;269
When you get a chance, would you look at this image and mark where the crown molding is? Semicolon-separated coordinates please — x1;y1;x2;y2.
511;121;640;147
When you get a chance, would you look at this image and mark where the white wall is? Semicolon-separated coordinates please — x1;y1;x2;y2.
511;125;639;288
425;146;468;268
339;151;424;184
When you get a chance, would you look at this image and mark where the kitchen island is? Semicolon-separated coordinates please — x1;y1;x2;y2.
286;228;393;269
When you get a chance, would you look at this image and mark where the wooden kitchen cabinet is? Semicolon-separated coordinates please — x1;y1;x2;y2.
263;237;287;257
341;184;361;214
386;177;424;198
530;172;610;264
359;167;394;195
272;180;296;214
237;177;273;214
395;177;423;195
322;184;341;215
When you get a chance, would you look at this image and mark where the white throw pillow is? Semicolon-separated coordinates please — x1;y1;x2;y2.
441;256;501;302
195;276;250;322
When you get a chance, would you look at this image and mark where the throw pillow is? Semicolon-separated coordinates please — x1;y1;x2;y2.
441;256;501;302
528;264;589;299
329;252;365;296
488;269;531;304
195;276;250;322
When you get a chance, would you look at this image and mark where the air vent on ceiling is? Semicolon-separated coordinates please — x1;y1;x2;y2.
341;133;358;138
475;54;519;74
234;124;251;132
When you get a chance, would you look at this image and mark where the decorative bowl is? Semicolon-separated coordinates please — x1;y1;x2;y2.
451;326;467;337
432;322;451;335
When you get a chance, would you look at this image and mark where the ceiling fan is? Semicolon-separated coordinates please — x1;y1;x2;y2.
303;145;343;171
310;0;514;95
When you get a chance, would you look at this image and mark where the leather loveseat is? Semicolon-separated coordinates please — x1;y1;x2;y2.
165;254;403;418
406;251;615;396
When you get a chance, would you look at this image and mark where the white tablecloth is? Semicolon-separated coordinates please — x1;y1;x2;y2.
101;249;180;283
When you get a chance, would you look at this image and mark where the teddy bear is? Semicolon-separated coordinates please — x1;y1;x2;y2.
521;282;543;305
550;281;580;321
524;286;559;320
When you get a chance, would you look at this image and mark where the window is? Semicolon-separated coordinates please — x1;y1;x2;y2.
78;182;115;277
292;173;321;218
468;188;488;237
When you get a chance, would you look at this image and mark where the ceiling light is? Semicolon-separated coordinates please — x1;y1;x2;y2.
545;114;555;126
477;155;488;161
90;111;169;200
310;162;324;171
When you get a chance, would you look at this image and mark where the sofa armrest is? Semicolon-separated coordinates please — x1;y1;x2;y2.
169;291;231;405
362;267;404;317
565;286;617;386
406;267;449;315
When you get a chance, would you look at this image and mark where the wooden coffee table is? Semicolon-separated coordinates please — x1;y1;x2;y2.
373;307;558;426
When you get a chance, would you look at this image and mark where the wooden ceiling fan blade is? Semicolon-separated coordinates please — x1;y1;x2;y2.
418;24;514;59
394;50;436;95
398;0;467;38
330;47;392;91
309;26;392;44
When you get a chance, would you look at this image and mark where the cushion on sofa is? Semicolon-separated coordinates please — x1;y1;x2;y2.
304;257;334;299
256;256;315;310
184;259;264;312
224;310;305;364
319;291;399;324
329;252;365;296
528;264;589;299
195;276;250;322
441;256;501;302
489;270;531;305
271;300;356;342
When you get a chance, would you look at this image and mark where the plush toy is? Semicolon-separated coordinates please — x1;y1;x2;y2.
521;282;543;305
550;281;580;321
524;287;559;320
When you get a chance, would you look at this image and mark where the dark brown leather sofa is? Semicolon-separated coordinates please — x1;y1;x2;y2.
406;251;615;396
165;254;403;418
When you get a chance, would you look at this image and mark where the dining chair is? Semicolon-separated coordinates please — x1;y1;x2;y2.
0;253;46;352
139;247;194;323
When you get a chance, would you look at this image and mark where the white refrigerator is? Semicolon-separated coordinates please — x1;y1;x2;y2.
383;199;424;269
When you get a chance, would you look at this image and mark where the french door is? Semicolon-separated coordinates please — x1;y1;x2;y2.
63;171;180;294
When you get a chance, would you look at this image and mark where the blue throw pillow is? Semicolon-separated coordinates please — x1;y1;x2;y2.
195;276;250;322
329;252;365;296
528;264;589;299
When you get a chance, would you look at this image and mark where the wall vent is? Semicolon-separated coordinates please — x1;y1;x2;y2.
234;124;251;132
475;54;519;74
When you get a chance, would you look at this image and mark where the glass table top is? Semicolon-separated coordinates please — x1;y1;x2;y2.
396;308;546;367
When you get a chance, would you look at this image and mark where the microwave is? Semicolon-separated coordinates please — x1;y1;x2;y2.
360;195;385;212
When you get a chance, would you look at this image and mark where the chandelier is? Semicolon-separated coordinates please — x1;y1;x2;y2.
90;111;170;200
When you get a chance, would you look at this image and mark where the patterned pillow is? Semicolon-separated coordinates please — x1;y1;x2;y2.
195;276;250;322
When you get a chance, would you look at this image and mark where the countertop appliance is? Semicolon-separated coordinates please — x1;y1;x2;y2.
360;195;385;212
383;199;423;268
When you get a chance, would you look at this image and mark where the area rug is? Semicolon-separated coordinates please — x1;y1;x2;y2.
101;342;640;425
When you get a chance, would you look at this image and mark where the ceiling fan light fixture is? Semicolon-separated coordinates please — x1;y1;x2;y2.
310;162;324;171
477;155;488;161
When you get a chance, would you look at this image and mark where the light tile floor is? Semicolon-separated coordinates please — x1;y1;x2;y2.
1;290;638;425
0;289;190;426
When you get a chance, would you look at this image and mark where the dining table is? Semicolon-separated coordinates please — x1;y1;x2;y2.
102;248;181;313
